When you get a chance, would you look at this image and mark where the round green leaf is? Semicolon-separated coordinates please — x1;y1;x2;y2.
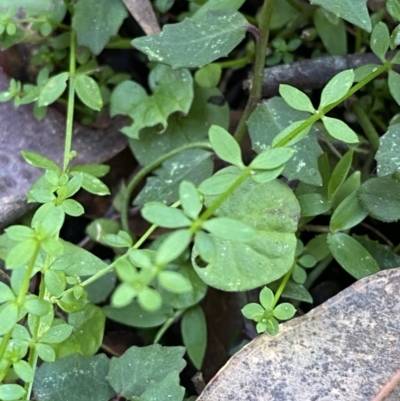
0;282;15;303
36;343;56;362
138;287;162;312
319;69;354;109
155;229;192;266
195;63;222;88
259;287;274;310
209;125;244;168
273;303;296;320
158;271;192;294
75;74;103;111
370;21;390;61
0;384;26;401
322;116;359;144
0;302;19;335
266;317;279;335
142;202;191;228
249;147;296;170
24;298;52;317
38;72;69;106
358;177;400;222
13;360;34;382
39;324;73;344
241;303;265;320
279;84;315;113
179;180;203;219
194;230;216;263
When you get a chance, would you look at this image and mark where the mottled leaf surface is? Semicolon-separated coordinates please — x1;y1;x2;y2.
73;0;128;55
132;10;247;69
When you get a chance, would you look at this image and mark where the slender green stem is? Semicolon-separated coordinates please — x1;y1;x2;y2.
355;26;363;53
121;142;212;233
16;244;41;307
63;29;76;172
24;277;47;400
153;309;185;344
234;0;277;143
217;55;252;69
105;38;135;49
352;102;380;151
393;242;400;254
272;263;295;308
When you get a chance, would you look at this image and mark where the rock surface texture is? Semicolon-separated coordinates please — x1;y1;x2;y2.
198;269;400;401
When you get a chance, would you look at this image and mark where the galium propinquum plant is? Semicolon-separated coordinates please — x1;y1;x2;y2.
1;0;400;399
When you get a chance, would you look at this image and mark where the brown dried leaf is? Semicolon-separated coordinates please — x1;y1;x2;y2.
0;68;127;228
198;269;400;401
121;0;160;35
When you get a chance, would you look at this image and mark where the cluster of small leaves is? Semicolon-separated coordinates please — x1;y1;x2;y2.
241;287;296;335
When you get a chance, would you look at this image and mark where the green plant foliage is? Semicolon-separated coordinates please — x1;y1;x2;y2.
107;345;186;400
134;149;214;206
279;85;315;113
313;8;347;55
0;384;26;401
33;354;115;401
309;0;371;32
209;125;244;168
103;300;174;328
387;0;400;21
194;173;300;291
388;70;400;106
195;63;222;88
130;85;228;166
319;69;354;109
328;150;353;200
75;74;103;111
38;72;69;107
247;99;323;185
375;123;400;176
132;10;248;69
241;287;296;335
110;64;193;139
156;258;208;309
370;22;390;62
322;116;359;144
2;0;400;397
354;235;400;270
55;305;105;358
330;191;368;232
182;306;207;369
72;0;127;55
327;233;380;279
358;177;400;222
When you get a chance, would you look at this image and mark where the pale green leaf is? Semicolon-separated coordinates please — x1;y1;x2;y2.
327;232;379;279
110;64;193;139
